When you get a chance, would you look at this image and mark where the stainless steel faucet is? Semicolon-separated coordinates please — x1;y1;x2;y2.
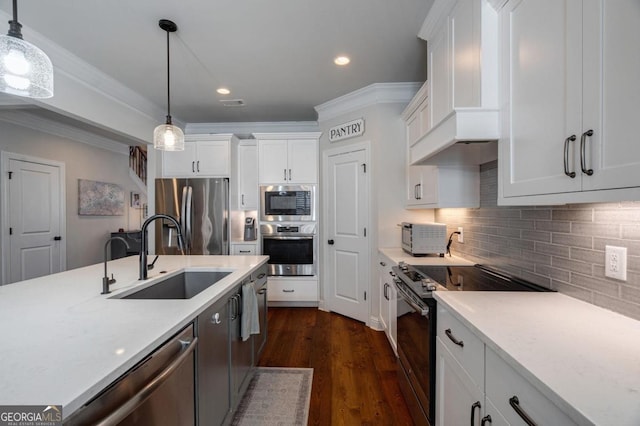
139;214;184;280
102;236;130;294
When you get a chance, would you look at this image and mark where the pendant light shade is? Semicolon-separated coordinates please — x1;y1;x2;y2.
0;0;53;98
153;19;184;151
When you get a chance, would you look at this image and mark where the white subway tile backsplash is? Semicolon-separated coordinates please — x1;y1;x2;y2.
435;161;640;321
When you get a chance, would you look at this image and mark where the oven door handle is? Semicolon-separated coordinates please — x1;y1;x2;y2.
262;235;314;240
394;281;429;317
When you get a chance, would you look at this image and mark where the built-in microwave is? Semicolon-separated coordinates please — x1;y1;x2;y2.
260;185;316;222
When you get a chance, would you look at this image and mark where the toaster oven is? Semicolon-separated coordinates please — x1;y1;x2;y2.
401;222;447;256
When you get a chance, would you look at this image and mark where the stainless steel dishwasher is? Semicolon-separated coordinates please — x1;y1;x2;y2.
65;324;197;425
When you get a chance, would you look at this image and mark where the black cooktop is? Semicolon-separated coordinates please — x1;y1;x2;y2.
395;264;552;300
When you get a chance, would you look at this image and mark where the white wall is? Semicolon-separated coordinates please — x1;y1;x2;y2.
318;101;434;324
0;120;145;272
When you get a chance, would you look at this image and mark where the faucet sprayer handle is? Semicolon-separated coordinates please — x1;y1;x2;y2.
148;255;159;270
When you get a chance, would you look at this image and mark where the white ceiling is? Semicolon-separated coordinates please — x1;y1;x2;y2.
0;0;432;124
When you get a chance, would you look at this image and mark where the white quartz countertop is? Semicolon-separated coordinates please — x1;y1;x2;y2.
379;247;474;266
0;255;268;419
434;291;640;426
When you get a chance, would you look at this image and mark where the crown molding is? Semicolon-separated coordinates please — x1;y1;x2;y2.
0;110;130;156
252;132;322;140
314;82;422;123
185;121;320;137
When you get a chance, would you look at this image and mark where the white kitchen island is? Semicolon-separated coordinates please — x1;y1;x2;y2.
0;255;268;420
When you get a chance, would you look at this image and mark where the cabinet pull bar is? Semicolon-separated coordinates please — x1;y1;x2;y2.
417;183;422;200
241;194;245;206
470;401;481;426
288;169;292;180
383;283;389;300
196;160;200;172
580;129;594;176
445;328;464;347
239;250;251;253
481;415;492;425
509;396;538;426
192;161;195;173
563;135;576;178
282;289;295;293
284;169;287;181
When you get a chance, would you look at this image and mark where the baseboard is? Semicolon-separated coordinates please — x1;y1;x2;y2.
268;301;319;308
369;316;384;331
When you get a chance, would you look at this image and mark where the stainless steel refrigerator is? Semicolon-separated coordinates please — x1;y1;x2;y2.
155;178;229;255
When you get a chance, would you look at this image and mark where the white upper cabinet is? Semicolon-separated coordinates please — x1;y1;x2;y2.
162;134;233;178
237;142;258;210
410;0;499;164
406;165;479;209
254;133;320;184
499;0;640;204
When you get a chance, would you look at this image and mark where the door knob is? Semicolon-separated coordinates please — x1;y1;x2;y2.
328;239;334;245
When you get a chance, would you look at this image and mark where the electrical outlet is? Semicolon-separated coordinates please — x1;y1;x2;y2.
605;245;627;281
457;227;464;243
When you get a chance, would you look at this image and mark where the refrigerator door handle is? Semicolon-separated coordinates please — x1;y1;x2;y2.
185;186;193;252
180;186;188;248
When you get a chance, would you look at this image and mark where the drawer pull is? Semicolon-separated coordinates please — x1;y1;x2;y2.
509;396;538;426
470;401;481;426
481;415;492;425
239;250;251;253
258;273;266;279
445;328;464;347
282;289;295;293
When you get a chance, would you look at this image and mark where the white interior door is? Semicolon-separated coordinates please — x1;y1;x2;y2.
325;147;369;323
5;157;65;283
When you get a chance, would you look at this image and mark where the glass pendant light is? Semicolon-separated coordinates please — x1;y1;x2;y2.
153;19;184;151
0;0;53;98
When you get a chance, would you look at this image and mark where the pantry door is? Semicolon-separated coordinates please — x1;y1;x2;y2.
324;143;370;324
3;153;66;284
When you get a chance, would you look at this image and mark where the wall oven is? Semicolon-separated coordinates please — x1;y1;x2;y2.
261;223;316;276
260;185;315;222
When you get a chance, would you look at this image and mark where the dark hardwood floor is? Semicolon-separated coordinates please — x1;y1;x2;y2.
258;307;414;425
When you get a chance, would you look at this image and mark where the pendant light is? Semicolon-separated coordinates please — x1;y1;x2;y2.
0;0;53;98
153;19;184;151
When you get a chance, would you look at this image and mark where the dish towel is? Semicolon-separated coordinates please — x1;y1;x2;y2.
241;281;260;341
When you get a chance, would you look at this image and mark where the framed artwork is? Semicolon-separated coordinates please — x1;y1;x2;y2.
78;179;124;216
131;192;141;208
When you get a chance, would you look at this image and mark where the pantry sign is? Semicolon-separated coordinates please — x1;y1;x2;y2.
329;118;365;143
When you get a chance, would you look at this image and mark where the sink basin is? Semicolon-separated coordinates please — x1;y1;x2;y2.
120;271;231;299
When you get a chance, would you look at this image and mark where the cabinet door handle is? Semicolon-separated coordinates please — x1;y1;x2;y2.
414;184;418;200
580;129;594;176
282;289;295;293
192;161;195;173
481;415;492;425
284;169;287;181
416;183;422;200
445;328;464;347
470;401;481;426
241;194;245;206
197;160;200;172
288;169;292;181
509;396;538;426
563;135;576;178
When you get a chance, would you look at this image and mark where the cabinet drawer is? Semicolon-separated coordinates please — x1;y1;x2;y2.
268;279;317;302
437;304;484;389
486;347;577;426
231;244;257;255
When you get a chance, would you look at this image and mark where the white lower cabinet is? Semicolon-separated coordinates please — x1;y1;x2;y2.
378;252;397;354
485;347;577;426
267;277;317;303
436;303;577;426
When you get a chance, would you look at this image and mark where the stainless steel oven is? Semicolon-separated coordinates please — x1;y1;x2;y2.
260;223;316;276
260;185;315;222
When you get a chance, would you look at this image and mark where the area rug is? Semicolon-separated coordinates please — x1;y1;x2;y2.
231;367;313;426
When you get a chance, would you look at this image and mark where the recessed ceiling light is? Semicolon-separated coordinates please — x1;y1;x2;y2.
217;87;231;95
334;56;350;66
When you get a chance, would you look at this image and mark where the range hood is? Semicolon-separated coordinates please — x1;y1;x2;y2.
408;108;499;166
408;0;500;166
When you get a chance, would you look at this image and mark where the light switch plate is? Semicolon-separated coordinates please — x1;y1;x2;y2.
457;227;464;243
605;245;627;281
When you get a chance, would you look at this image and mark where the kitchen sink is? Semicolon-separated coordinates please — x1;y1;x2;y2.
119;271;231;299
